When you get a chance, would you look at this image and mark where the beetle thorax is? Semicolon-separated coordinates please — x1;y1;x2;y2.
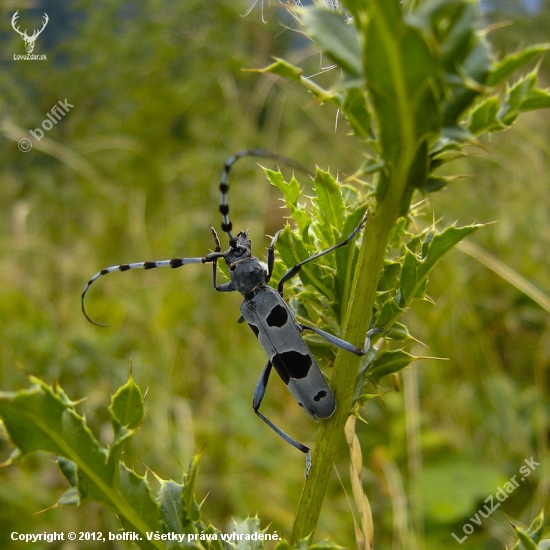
222;230;267;295
228;258;267;295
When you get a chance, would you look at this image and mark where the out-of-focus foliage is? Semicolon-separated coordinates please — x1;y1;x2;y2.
2;1;349;547
0;0;549;549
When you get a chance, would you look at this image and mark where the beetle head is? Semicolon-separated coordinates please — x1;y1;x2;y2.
227;230;252;262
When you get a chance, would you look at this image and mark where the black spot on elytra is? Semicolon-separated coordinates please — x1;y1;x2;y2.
314;390;327;402
272;351;312;384
248;323;260;338
266;304;288;328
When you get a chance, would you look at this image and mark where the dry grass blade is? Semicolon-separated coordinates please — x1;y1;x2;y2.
345;415;374;550
458;240;550;313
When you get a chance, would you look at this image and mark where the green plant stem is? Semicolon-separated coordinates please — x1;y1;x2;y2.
291;3;424;539
290;167;410;543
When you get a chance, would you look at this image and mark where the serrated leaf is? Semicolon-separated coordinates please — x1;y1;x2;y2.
499;71;550;126
0;378;166;549
117;464;163;534
252;58;338;104
265;169;311;236
265;168;301;204
468;95;504;135
377;296;406;329
399;224;484;306
232;517;266;550
366;349;415;385
182;453;201;523
487;44;550;87
0;379;114;508
157;480;187;534
275;179;368;324
520;87;550;112
525;510;545;543
108;374;146;466
277;226;335;301
0;377;96;457
201;524;228;550
510;511;546;550
514;527;539;550
110;373;144;430
257;57;303;82
312;169;346;244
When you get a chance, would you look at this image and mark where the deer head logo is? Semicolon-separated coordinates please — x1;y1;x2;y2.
11;11;49;54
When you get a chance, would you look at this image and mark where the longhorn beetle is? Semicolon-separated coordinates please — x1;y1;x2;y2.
82;150;380;475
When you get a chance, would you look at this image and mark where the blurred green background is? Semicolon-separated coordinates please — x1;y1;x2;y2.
1;1;549;548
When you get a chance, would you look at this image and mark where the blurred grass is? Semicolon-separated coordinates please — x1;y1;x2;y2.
1;1;549;549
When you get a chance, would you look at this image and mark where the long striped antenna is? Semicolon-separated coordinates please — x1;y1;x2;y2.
82;257;205;326
83;150;311;325
219;149;313;247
